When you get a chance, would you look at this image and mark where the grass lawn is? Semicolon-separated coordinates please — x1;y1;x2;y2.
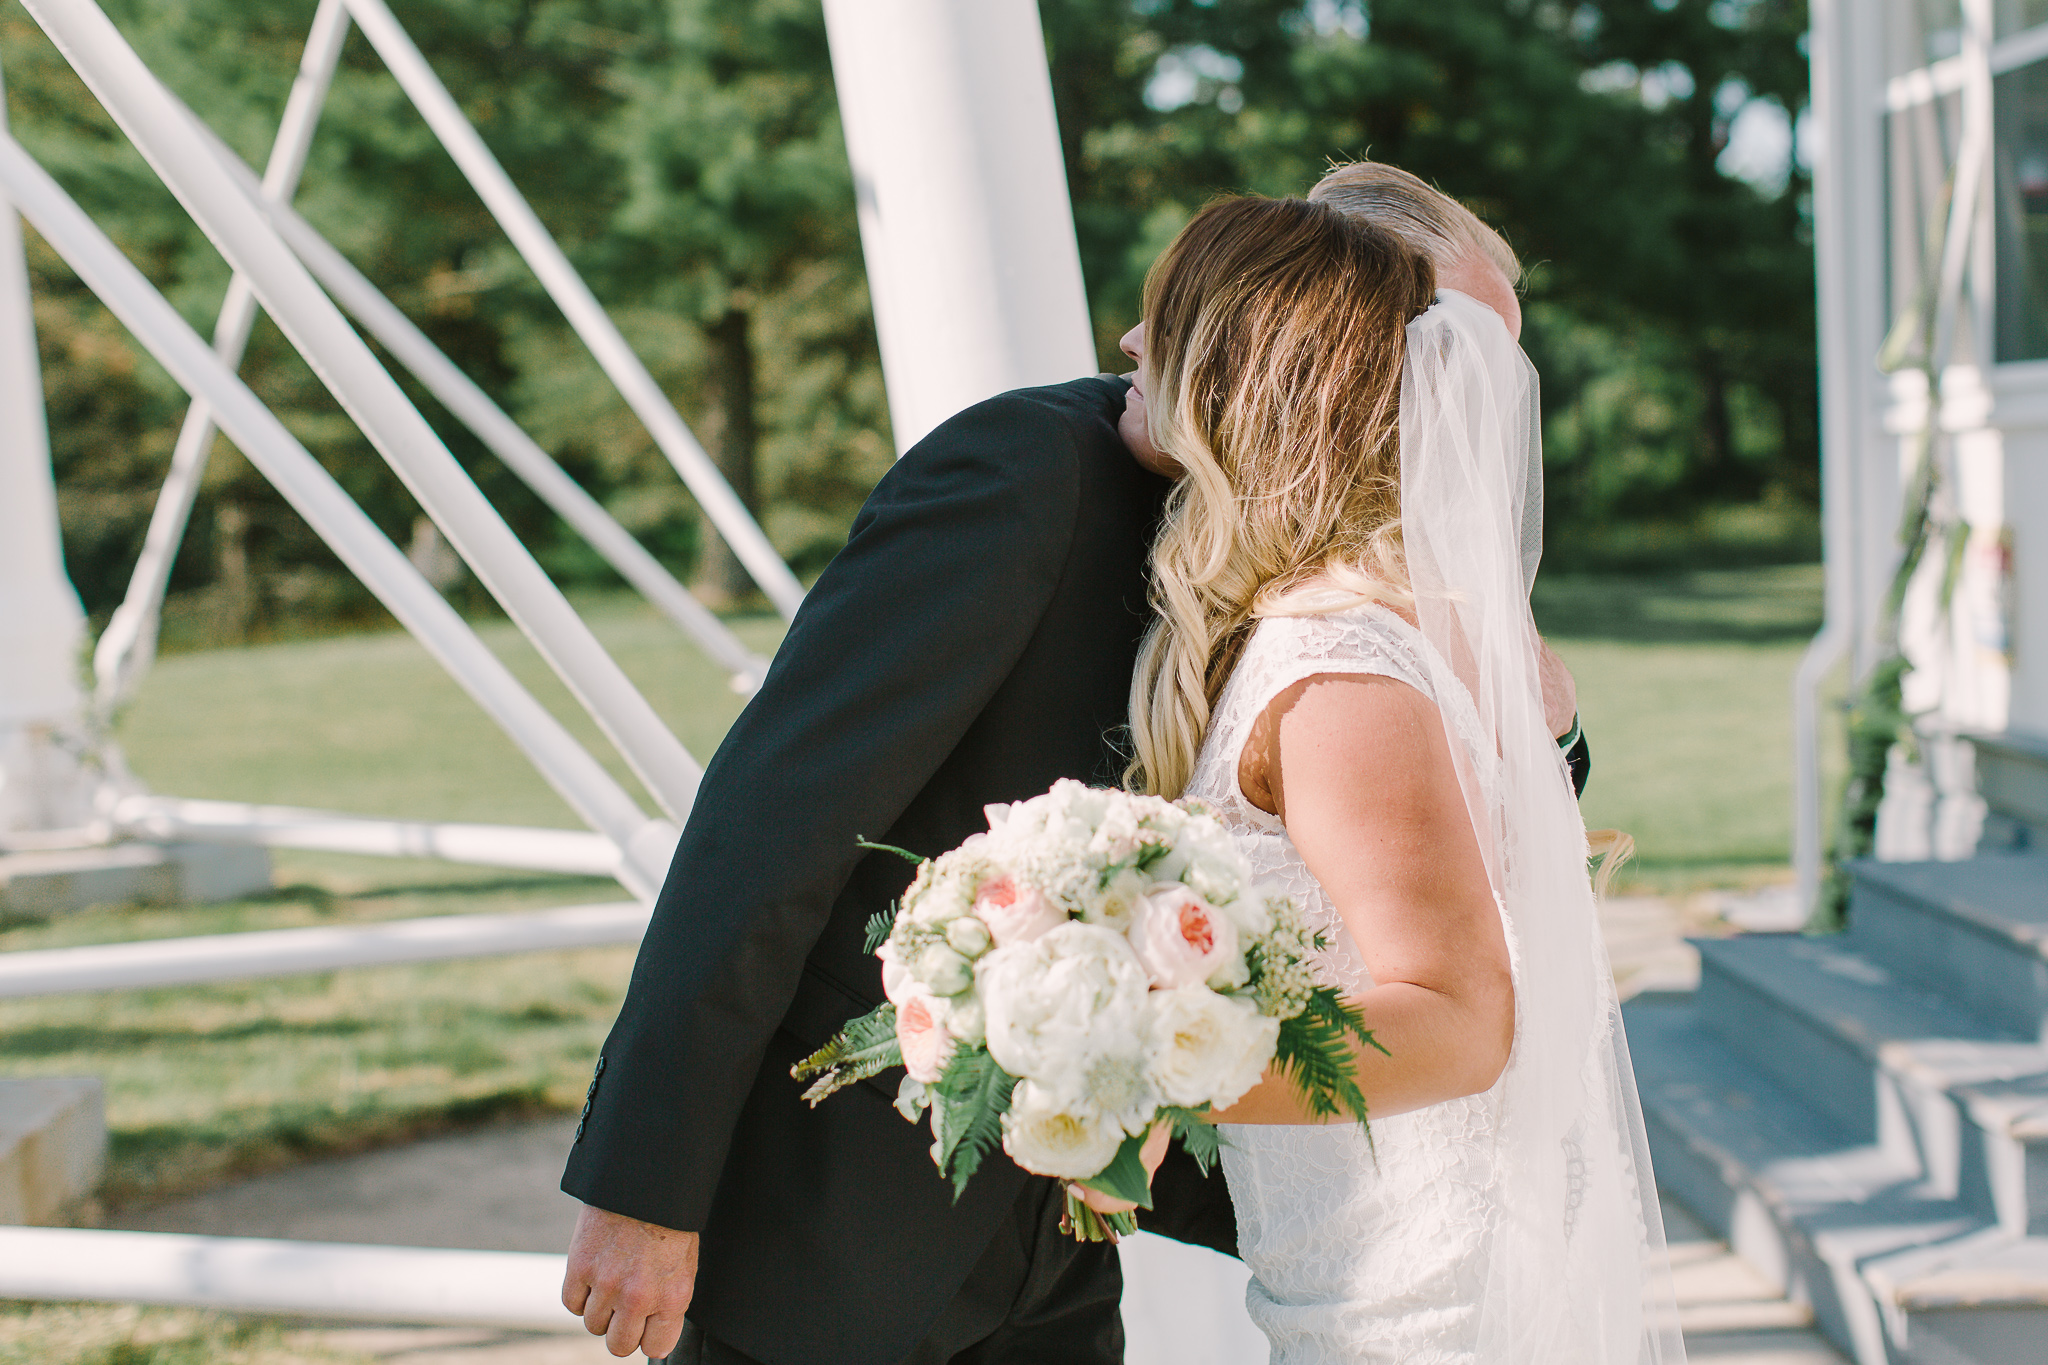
0;570;1837;1360
1535;564;1846;892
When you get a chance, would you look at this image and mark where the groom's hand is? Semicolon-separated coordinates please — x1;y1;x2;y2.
1537;637;1578;740
562;1203;698;1359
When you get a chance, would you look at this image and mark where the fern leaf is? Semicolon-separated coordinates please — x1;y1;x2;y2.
1159;1104;1225;1176
932;1049;1018;1200
790;1005;902;1105
862;903;899;954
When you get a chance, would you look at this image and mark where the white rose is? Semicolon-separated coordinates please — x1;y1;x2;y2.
904;874;974;928
1075;865;1148;933
977;922;1150;1081
940;990;986;1045
1128;884;1241;990
1001;1079;1128;1179
913;943;975;996
1144;986;1279;1110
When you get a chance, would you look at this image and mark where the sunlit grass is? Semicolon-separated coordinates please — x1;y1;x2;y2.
0;572;1833;1222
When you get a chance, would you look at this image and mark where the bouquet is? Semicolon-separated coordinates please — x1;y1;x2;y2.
793;780;1380;1241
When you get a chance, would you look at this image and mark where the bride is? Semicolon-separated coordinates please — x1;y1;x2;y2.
1098;195;1685;1364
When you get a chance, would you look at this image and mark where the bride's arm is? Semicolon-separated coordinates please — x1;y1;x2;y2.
1206;670;1515;1125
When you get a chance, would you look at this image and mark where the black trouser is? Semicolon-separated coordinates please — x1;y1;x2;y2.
655;1177;1123;1365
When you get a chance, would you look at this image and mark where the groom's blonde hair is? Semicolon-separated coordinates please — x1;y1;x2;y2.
1309;161;1521;284
1127;196;1435;797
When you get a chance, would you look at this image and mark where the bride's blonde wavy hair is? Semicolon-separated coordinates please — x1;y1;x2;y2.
1128;196;1437;797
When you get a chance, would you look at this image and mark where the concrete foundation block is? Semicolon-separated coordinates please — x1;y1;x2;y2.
0;841;272;921
0;1076;107;1226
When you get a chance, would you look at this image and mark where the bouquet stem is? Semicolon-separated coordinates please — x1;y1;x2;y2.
1061;1188;1139;1244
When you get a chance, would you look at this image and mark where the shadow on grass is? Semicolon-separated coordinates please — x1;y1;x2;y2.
0;1016;379;1059
1533;565;1823;644
103;1086;561;1212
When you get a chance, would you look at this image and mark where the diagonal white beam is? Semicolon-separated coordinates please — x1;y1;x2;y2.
19;0;703;828
342;0;805;620
0;130;672;900
190;122;770;693
89;0;354;725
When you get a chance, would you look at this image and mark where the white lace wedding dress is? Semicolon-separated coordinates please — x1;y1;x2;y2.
1192;603;1504;1365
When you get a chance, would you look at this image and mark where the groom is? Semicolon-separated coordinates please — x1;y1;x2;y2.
562;163;1587;1365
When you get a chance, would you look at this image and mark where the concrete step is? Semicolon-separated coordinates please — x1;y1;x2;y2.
0;1076;106;1226
1695;935;2048;1235
1845;856;2048;1039
1861;1225;2048;1364
1631;996;1980;1362
1969;729;2048;848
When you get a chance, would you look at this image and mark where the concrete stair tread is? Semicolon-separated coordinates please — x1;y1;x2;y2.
1696;936;2048;1101
1630;997;1975;1230
1848;856;2048;958
1862;1225;2048;1310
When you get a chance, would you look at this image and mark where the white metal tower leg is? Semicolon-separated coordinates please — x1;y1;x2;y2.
0;134;674;899
20;0;703;828
339;0;805;620
189;124;769;692
820;0;1096;454
89;0;354;725
0;57;92;839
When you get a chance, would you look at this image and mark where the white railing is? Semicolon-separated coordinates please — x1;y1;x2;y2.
112;796;625;877
0;1228;576;1331
0;902;648;1000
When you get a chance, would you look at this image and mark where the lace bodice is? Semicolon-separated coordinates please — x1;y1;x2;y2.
1189;605;1505;1365
1186;604;1492;994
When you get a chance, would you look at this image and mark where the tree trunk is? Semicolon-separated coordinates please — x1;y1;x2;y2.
692;306;760;610
212;498;257;644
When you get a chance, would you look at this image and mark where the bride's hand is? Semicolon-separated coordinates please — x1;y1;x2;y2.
1070;1121;1174;1215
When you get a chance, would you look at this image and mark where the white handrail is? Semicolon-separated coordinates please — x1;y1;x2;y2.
113;794;624;876
0;901;649;999
88;0;354;725
0;1228;577;1331
341;0;805;619
19;0;704;830
189;123;770;693
0;131;670;900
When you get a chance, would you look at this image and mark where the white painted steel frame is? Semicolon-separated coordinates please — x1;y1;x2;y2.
190;121;770;692
0;901;647;1000
88;0;353;725
19;0;704;833
0;1228;577;1331
0;132;671;900
340;0;804;618
113;795;621;877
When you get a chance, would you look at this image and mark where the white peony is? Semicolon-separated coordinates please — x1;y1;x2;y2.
977;922;1150;1081
1144;986;1279;1110
1001;1079;1128;1179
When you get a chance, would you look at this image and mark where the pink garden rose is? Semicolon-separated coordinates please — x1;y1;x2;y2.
1128;884;1241;989
973;875;1065;947
896;990;957;1084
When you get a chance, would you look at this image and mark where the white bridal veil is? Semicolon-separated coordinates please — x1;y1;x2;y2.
1399;291;1685;1364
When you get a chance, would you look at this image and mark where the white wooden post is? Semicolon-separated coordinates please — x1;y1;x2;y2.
0;57;92;838
821;0;1097;454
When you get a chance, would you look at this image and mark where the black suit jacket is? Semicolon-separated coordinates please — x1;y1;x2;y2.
562;376;1231;1365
